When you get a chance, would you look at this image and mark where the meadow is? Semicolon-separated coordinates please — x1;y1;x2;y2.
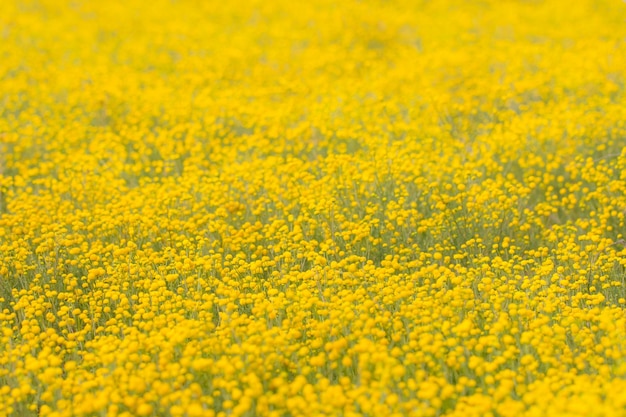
2;0;626;416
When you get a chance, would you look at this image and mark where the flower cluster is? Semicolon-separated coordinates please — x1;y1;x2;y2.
2;0;626;416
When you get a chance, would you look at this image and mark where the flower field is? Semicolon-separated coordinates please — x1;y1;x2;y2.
2;0;626;416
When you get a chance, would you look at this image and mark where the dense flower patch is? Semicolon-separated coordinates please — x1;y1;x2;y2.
2;0;626;416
